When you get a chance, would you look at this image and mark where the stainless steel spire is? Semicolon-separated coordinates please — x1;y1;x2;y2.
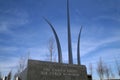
67;0;73;64
44;18;62;63
77;26;82;65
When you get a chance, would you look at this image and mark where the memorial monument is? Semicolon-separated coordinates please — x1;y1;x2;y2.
18;0;89;80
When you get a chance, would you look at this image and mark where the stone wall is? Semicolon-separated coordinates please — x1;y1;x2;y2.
19;68;27;80
27;59;88;80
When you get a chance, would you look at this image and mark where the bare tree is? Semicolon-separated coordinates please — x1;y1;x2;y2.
53;52;57;62
109;66;115;79
0;71;2;80
18;56;26;73
89;63;93;76
14;73;17;80
48;37;55;62
27;51;30;60
96;58;105;80
7;71;12;80
14;56;27;80
115;58;120;78
104;64;110;80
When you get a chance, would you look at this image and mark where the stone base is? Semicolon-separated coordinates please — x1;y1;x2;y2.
24;59;88;80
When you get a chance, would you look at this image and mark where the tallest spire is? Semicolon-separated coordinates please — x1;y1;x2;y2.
67;0;73;64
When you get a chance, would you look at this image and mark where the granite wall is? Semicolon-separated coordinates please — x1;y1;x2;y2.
27;59;88;80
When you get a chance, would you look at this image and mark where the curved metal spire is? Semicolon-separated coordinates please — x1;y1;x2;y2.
44;18;62;63
67;0;73;64
77;26;82;65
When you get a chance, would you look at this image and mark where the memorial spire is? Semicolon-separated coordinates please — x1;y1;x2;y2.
77;26;82;65
67;0;73;64
44;18;62;63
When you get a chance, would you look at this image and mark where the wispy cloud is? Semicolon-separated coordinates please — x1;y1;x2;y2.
0;9;29;33
0;46;18;53
26;47;49;60
92;15;120;22
81;36;120;56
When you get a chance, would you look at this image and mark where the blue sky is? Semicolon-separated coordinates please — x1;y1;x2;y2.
0;0;120;79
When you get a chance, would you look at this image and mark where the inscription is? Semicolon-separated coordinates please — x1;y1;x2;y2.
28;60;88;80
40;68;79;76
